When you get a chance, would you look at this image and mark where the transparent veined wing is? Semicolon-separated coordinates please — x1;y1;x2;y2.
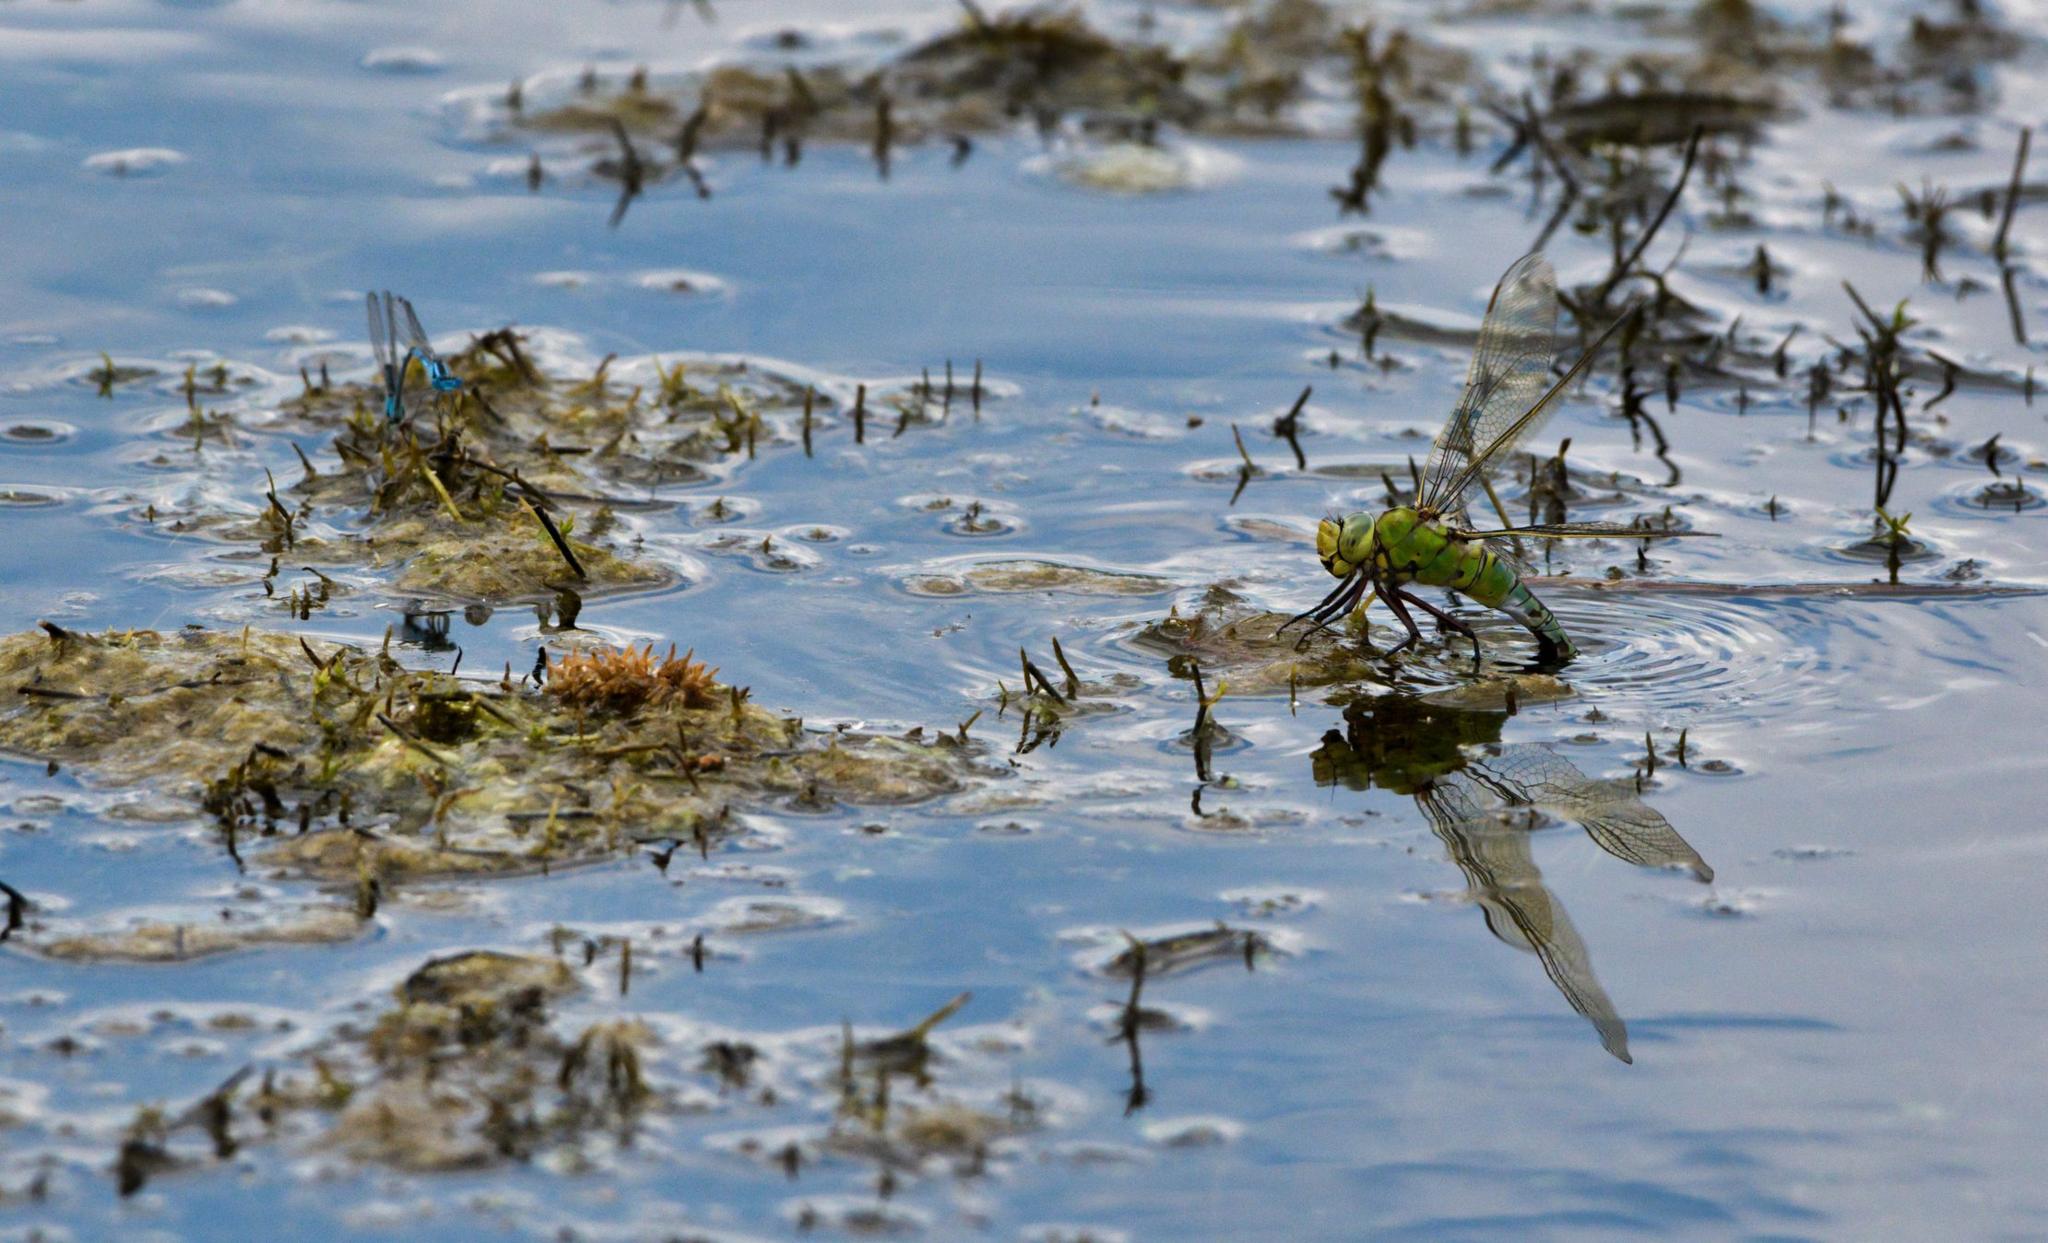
1430;302;1640;521
396;294;462;392
366;290;394;374
1451;521;1714;541
1419;783;1631;1062
1457;745;1713;882
395;295;439;364
1416;254;1559;526
1580;807;1714;883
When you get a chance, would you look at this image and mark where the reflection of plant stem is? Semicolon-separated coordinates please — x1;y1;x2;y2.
1115;932;1150;1116
1876;507;1912;586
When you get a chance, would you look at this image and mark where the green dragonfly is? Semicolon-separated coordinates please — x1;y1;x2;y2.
1285;253;1710;664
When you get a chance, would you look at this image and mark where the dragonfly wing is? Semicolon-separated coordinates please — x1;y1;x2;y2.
1421;781;1631;1063
1581;806;1713;883
1471;746;1712;883
366;291;392;372
395;295;439;362
1417;254;1559;525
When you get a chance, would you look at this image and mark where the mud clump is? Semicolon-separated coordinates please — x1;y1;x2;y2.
907;559;1174;598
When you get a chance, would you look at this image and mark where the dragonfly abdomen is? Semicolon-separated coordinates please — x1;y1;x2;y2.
1483;575;1575;661
1418;531;1576;660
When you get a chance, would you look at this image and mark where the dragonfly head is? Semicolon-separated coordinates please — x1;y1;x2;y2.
1316;512;1378;579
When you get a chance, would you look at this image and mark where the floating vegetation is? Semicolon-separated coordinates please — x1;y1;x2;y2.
1133;586;1578;700
35;904;363;964
0;624;988;945
904;559;1173;598
134;335;877;605
476;0;1482;217
1101;923;1269;979
998;635;1138;754
1035;140;1242;194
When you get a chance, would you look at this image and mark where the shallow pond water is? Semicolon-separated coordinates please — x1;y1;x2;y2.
3;0;2048;1239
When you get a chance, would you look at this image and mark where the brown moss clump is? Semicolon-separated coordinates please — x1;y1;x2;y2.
35;905;363;964
1131;586;1577;704
306;952;659;1171
148;339;826;608
547;643;718;714
0;623;987;949
502;0;1476;171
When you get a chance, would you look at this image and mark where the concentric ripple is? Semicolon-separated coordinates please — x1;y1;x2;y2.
1536;585;1836;722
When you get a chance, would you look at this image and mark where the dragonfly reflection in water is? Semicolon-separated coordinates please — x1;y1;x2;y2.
1311;695;1711;1062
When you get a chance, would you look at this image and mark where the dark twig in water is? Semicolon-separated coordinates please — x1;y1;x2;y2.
520;494;588;581
1978;432;2005;480
1592;127;1703;308
0;879;27;942
2002;265;2029;346
606;119;646;229
1050;636;1081;698
1994;126;2031;262
1273;385;1310;470
1843;281;1912;511
1188;660;1217;783
1923;351;1959;412
1229;423;1256;504
1019;648;1066;704
1516;94;1580;252
1114;932;1151;1115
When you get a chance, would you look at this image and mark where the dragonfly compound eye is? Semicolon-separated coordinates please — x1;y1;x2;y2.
1337;514;1376;565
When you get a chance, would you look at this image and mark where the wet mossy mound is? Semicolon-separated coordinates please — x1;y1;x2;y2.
277;340;814;492
109;954;1040;1193
1132;586;1574;707
0;625;987;919
112;950;645;1183
311;950;626;1172
172;339;829;605
500;0;1477;167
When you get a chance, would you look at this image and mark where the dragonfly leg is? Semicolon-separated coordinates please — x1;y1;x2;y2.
1278;571;1361;637
1292;579;1368;647
1394;589;1482;665
1376;584;1425;659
